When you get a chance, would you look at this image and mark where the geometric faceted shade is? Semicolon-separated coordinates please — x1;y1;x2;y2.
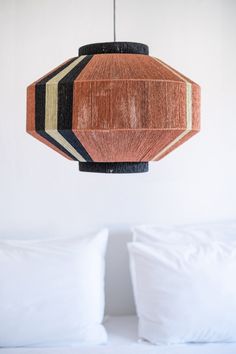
27;42;200;173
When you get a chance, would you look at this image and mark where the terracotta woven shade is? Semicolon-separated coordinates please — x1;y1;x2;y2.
27;42;200;173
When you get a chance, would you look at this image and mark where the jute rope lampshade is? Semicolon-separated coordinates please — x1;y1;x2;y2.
26;5;200;173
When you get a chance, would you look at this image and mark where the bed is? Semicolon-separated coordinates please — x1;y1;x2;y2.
1;316;236;354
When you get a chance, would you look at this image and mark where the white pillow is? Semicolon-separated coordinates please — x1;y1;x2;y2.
132;222;236;246
129;223;236;345
0;229;108;347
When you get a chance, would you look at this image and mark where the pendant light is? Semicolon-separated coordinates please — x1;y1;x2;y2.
26;1;200;174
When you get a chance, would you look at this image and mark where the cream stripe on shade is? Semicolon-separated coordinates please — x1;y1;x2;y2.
152;57;192;161
45;56;86;161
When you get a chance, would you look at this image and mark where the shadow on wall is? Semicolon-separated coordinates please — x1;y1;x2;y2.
105;227;135;316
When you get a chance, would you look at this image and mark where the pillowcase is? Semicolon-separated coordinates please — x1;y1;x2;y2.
0;229;108;347
132;222;236;246
129;223;236;345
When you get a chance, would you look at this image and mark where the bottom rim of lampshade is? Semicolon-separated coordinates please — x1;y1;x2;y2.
78;162;149;174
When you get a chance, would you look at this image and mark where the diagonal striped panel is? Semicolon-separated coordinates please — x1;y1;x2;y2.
34;57;78;160
45;56;88;161
57;55;93;161
34;56;93;162
27;85;75;160
35;58;77;131
27;58;79;160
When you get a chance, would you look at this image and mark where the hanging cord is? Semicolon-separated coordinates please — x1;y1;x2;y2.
113;0;116;42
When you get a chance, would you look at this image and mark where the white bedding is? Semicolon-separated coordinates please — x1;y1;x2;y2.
1;316;236;354
129;223;236;345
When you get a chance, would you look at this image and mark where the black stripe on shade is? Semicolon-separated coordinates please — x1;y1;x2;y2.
57;55;93;161
59;130;92;161
36;130;77;160
35;57;77;131
35;57;78;160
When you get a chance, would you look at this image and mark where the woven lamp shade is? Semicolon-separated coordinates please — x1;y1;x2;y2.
26;42;200;173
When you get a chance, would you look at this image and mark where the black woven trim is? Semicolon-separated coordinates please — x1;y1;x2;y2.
79;42;149;56
79;162;149;173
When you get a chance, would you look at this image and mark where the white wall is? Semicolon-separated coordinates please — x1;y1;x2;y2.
0;0;236;315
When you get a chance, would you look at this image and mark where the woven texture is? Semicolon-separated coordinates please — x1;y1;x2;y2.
26;42;200;165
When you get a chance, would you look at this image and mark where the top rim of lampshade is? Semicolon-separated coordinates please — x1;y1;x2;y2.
78;42;149;56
